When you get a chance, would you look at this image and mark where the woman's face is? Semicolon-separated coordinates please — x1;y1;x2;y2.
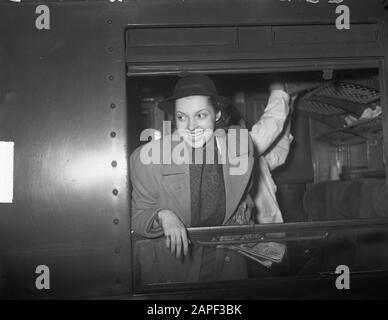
175;95;221;148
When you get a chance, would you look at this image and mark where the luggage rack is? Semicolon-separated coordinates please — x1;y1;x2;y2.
297;79;381;142
314;115;382;145
301;80;380;117
310;80;379;105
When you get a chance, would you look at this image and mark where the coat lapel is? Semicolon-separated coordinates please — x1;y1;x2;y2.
216;130;254;224
160;138;191;226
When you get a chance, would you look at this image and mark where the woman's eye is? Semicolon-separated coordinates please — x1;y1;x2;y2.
197;113;207;119
176;114;186;121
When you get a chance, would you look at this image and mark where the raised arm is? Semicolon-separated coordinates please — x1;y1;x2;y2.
249;84;290;155
264;121;293;171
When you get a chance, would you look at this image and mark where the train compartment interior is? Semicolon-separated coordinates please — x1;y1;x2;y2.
127;68;388;291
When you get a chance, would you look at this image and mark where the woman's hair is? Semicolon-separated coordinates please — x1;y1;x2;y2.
210;97;243;130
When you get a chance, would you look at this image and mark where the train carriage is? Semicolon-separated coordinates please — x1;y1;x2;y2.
0;0;388;299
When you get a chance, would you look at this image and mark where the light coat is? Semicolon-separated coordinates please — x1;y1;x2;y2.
130;130;255;284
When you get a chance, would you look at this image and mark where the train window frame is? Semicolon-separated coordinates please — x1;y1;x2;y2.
126;28;388;295
132;219;388;296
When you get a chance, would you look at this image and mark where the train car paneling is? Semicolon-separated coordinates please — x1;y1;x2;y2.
0;0;387;299
0;2;130;299
126;24;383;67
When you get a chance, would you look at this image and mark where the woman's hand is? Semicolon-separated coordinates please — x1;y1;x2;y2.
269;81;286;92
268;74;321;96
158;209;189;259
268;74;286;92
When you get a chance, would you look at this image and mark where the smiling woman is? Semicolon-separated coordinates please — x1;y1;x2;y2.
130;74;290;284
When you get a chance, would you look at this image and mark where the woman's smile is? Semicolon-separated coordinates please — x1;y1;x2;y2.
177;128;213;148
175;95;220;148
190;129;204;139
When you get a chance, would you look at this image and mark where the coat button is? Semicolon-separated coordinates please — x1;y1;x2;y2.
225;256;231;263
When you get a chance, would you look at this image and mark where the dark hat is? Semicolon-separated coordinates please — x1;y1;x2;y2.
158;74;231;114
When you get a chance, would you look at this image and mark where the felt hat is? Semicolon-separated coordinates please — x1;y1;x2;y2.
158;74;231;114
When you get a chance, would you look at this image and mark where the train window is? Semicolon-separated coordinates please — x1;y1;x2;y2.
127;68;388;294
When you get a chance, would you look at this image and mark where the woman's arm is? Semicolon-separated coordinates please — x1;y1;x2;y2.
264;127;293;171
249;88;290;155
130;147;165;238
263;94;296;170
130;146;189;258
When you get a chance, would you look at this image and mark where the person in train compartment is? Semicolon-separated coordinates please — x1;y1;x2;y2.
130;74;292;284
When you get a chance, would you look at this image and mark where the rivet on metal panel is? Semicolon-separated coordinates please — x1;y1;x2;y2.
108;75;114;81
114;247;120;254
107;19;113;24
131;230;134;234
110;131;116;138
110;103;116;109
107;46;114;53
111;160;117;168
113;218;119;225
112;189;119;196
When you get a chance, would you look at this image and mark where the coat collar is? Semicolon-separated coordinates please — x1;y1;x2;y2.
160;129;254;226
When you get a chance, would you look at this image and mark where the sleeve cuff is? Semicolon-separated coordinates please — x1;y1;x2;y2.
145;208;167;236
270;89;290;103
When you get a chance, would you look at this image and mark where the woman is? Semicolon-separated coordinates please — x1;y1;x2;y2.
130;74;290;284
